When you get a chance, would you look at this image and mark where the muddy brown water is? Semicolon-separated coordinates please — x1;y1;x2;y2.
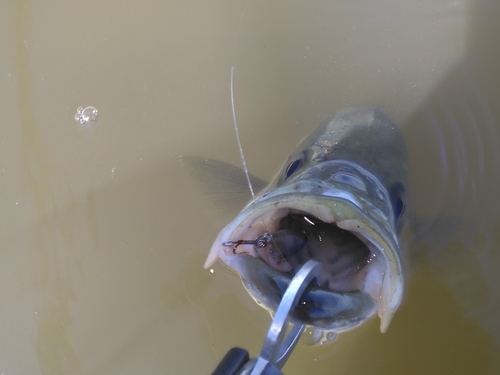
1;0;499;374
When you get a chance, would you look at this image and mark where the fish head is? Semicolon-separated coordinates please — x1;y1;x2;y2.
205;108;409;337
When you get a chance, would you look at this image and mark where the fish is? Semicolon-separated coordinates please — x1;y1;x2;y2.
202;107;409;339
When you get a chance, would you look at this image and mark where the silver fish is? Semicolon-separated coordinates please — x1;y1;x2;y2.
204;107;409;337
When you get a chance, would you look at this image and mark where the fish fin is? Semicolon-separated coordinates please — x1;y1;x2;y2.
180;155;268;212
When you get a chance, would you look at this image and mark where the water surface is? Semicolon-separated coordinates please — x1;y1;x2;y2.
0;1;499;374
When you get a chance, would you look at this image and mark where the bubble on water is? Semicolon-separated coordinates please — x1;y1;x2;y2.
74;106;101;134
111;167;117;178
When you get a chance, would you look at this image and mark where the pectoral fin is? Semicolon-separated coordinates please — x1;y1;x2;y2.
180;155;268;211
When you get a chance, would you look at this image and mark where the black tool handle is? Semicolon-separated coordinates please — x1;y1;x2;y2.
211;347;250;375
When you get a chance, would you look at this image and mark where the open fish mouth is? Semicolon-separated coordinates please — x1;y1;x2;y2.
205;178;404;334
227;211;377;291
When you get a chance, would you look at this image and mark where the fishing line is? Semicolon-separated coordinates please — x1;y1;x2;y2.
229;2;272;238
231;65;255;199
232;0;249;53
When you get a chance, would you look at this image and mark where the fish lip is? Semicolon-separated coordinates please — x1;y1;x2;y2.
229;254;377;332
207;188;404;333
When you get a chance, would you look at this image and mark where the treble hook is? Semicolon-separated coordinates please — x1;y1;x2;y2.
223;232;273;253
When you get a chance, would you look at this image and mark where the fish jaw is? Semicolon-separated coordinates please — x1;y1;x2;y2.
205;182;404;333
230;254;377;333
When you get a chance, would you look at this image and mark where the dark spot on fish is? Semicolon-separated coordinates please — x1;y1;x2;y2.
285;159;301;179
388;182;406;221
395;197;405;218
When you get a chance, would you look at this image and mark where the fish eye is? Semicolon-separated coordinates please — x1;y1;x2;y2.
389;182;405;220
394;197;405;219
285;159;301;179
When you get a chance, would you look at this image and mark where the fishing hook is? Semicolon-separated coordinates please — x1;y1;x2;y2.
223;233;273;253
